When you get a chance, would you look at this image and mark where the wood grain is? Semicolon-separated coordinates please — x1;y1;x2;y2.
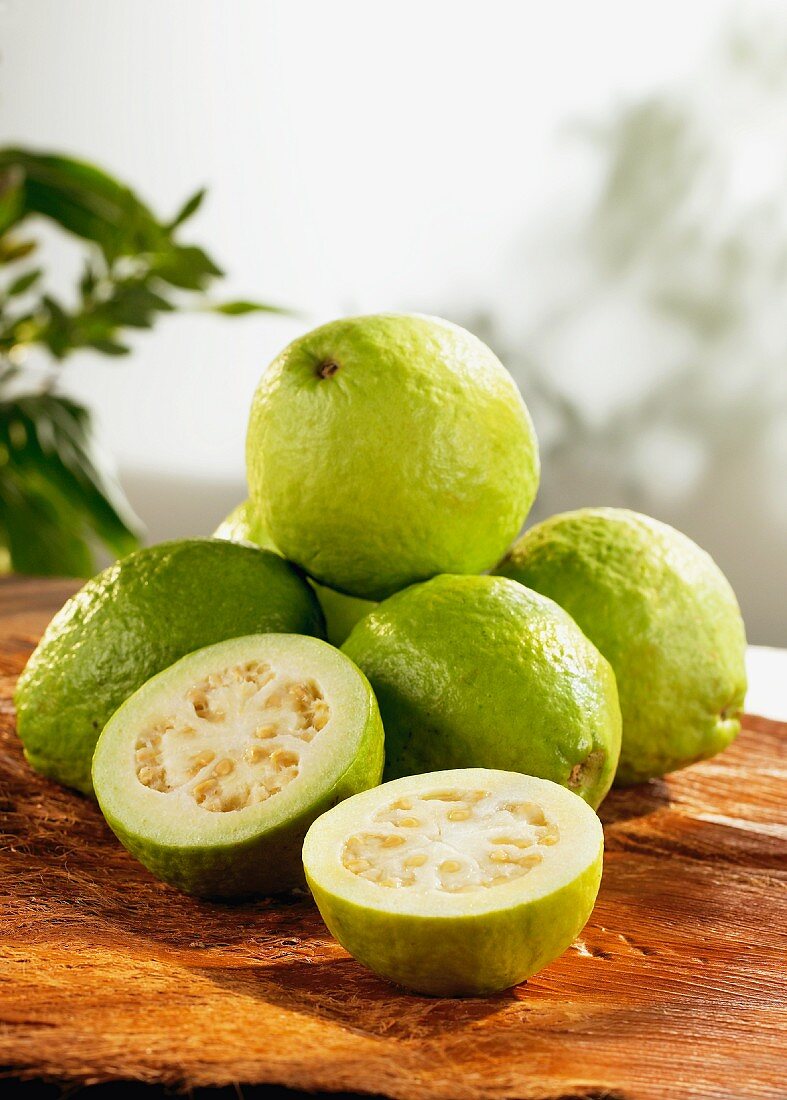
0;576;785;1100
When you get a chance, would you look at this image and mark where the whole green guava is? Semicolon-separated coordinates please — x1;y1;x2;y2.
15;538;325;795
342;574;621;809
494;508;747;784
246;314;540;600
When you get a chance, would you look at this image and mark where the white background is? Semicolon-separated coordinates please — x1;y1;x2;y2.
1;0;785;642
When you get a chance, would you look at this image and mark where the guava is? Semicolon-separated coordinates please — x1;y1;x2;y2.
15;539;325;796
93;633;384;897
213;499;376;646
246;313;540;600
212;499;279;552
342;574;621;809
494;508;747;784
303;768;603;996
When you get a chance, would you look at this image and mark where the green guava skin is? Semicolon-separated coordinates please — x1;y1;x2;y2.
313;582;376;648
212;499;279;552
213;500;376;646
100;736;382;897
15;539;326;796
246;314;540;600
494;508;748;785
341;575;622;808
93;638;384;898
306;855;601;997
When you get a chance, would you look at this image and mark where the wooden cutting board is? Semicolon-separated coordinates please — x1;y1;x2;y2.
1;576;785;1100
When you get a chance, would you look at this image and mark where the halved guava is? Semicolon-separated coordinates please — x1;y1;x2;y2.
92;633;384;897
16;539;325;796
303;769;603;996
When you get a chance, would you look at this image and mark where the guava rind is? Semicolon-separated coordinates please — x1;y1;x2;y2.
213;500;376;646
302;769;604;996
246;314;540;600
306;855;601;996
494;508;747;784
93;635;384;897
341;574;621;808
15;539;326;796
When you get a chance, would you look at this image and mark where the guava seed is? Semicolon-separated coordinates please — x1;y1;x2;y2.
381;834;405;848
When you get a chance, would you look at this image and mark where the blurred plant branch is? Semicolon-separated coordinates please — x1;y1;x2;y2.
459;22;787;525
0;148;282;576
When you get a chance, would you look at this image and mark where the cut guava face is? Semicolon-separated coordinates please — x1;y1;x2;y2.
303;769;603;996
92;633;384;897
494;508;748;784
246;313;540;600
342;574;621;809
213;500;376;646
15;539;326;796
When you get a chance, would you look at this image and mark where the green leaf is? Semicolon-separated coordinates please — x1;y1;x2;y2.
0;238;36;264
0;311;36;354
0;389;142;575
102;281;174;326
23;184;132;261
6;268;42;297
0;147;273;353
0;148;168;263
0;166;24;235
79;262;98;300
209;299;288;316
0;476;94;576
37;294;72;359
86;337;131;356
0;147;288;575
168;187;206;231
151;244;223;290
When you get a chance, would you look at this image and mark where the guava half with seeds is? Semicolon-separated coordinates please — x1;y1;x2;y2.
342;574;621;809
246;313;540;600
15;539;325;796
303;769;603;996
494;508;748;784
213;500;376;646
93;633;384;897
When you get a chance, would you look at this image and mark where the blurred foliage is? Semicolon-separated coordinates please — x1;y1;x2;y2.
0;148;281;576
460;20;787;520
